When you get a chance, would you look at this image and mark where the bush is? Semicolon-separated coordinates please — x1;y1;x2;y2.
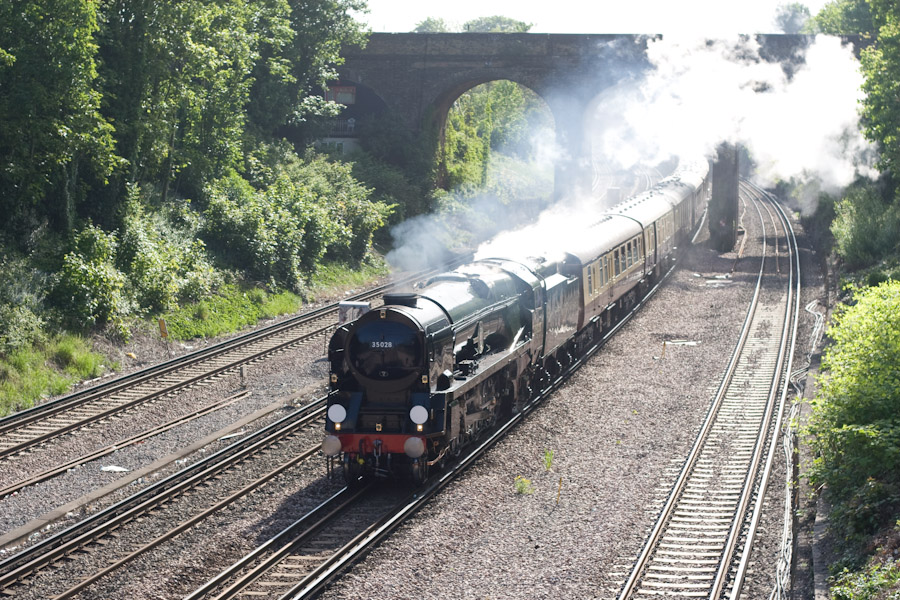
202;171;320;290
831;555;900;599
808;281;900;545
280;154;392;264
0;305;45;355
203;158;391;290
831;183;900;268
51;224;129;335
348;151;428;225
0;252;47;354
118;187;220;311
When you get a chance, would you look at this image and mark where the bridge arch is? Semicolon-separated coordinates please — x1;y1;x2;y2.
337;33;654;198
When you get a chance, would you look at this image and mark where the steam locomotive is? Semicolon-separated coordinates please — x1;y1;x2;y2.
322;161;712;483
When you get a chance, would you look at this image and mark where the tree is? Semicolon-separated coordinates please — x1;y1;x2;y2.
249;0;368;136
859;0;900;177
463;16;532;32
413;17;451;33
806;0;874;34
774;3;811;33
0;0;117;241
92;0;368;213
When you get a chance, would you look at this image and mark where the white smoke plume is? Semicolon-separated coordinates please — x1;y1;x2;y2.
593;34;876;199
391;34;876;269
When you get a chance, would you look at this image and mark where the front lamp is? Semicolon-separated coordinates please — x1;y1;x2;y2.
409;405;428;425
327;404;347;424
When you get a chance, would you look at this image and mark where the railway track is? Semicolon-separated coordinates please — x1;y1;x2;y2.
0;200;741;598
616;182;800;600
0;397;329;599
181;216;702;600
0;260;467;465
0;390;253;499
0;291;379;461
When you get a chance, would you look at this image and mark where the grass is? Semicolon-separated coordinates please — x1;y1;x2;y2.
308;257;389;295
0;334;111;416
160;258;388;341
160;284;304;340
0;257;390;416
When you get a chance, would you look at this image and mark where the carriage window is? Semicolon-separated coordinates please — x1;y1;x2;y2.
587;266;593;295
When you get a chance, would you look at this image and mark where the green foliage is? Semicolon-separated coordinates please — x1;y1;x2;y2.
203;153;391;290
831;182;900;268
357;111;437;186
0;333;109;416
444;97;490;191
807;0;874;34
118;187;221;311
1;0;368;246
543;448;554;471
0;0;117;241
867;270;890;287
831;554;900;599
348;151;430;225
159;283;302;339
463;16;532;32
285;155;392;264
0;253;48;354
51;224;129;335
807;281;900;546
859;0;900;176
442;80;552;191
514;475;534;495
203;171;317;290
413;17;451;33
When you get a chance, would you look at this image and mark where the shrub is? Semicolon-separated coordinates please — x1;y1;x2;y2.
203;160;391;289
51;224;129;336
202;171;315;290
831;183;900;269
0;252;48;354
807;281;900;545
831;554;900;599
868;270;889;287
0;305;45;355
118;186;220;311
281;155;392;264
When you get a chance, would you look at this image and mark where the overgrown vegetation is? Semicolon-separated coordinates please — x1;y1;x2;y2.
0;0;402;416
831;539;900;600
808;281;900;564
0;334;112;416
792;1;900;593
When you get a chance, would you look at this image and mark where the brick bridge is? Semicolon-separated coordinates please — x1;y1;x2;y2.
338;33;657;196
337;33;818;199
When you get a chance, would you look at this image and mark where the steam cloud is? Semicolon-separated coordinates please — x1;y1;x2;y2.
593;35;875;207
388;34;875;270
